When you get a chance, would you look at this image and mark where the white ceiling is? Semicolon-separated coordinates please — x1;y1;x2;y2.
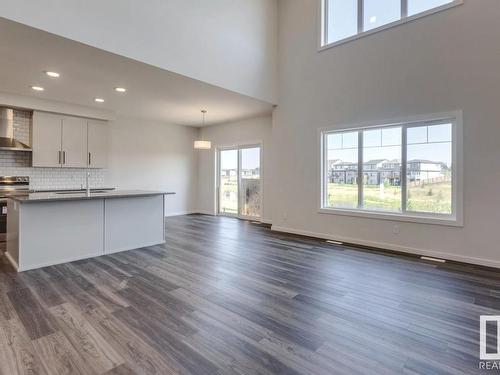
0;17;274;126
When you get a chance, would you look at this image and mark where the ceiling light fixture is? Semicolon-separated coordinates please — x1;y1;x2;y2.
45;71;60;78
114;87;126;92
194;110;211;150
31;86;44;91
94;98;105;103
369;16;377;23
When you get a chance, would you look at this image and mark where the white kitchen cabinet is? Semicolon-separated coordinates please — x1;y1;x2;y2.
32;112;62;168
32;111;108;168
61;116;87;168
87;120;108;168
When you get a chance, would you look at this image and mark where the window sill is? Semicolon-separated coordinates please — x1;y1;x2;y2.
319;0;464;52
318;207;463;227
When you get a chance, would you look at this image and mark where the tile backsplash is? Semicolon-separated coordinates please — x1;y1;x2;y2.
0;163;106;190
0;150;106;189
0;110;107;190
13;109;31;146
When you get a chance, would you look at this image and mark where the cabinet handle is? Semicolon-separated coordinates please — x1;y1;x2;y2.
88;152;91;166
63;151;66;164
58;150;62;164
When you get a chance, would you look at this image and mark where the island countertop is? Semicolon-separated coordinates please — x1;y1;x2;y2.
7;190;175;203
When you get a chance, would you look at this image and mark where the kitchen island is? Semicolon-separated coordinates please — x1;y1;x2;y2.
5;190;173;271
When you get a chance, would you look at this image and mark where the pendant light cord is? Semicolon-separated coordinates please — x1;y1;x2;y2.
201;110;207;141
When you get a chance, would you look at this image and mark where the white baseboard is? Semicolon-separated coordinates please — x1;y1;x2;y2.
168;211;271;222
165;210;216;217
164;210;198;217
4;251;19;271
196;210;216;216
271;225;500;269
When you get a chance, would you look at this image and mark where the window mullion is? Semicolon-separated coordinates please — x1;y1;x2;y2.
357;131;363;209
357;0;364;33
401;126;408;213
401;0;408;18
323;133;328;208
323;0;328;46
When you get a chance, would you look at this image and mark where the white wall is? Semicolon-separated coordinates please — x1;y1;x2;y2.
107;116;199;216
274;0;500;267
197;116;273;223
0;0;278;104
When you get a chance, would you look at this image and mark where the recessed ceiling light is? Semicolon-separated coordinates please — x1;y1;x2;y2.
94;98;105;103
45;71;60;78
369;16;377;23
31;86;44;91
114;87;126;93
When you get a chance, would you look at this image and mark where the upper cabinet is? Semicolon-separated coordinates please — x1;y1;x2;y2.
32;111;108;169
87;120;108;169
32;112;62;168
61;116;88;168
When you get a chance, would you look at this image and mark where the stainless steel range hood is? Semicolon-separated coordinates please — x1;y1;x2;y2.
0;108;31;151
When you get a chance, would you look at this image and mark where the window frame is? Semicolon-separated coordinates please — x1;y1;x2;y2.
319;0;463;50
319;111;463;227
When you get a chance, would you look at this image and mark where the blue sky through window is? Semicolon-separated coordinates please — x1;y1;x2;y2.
364;0;400;31
327;0;357;43
408;0;453;16
327;124;452;167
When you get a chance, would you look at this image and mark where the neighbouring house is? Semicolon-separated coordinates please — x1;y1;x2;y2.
242;167;260;178
329;160;358;184
363;159;388;185
407;160;446;182
329;158;446;185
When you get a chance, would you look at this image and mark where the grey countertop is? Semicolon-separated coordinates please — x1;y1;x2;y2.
8;190;175;203
30;187;116;193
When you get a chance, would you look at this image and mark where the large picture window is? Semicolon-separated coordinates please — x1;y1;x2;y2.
322;0;460;47
321;115;461;225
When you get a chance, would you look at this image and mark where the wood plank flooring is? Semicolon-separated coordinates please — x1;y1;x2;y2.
0;214;499;374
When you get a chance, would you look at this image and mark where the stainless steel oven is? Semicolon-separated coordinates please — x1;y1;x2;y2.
0;176;29;242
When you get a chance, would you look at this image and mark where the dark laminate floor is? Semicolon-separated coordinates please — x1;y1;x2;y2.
0;214;498;374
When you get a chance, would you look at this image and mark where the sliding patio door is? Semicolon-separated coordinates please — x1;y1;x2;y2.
217;145;261;219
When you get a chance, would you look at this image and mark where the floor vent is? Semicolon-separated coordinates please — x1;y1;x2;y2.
326;240;344;245
420;256;446;263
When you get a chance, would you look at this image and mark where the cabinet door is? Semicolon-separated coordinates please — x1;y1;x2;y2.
61;116;87;168
87;120;108;168
32;112;62;167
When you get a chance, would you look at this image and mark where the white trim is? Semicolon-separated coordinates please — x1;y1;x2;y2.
195;210;217;216
5;251;19;271
164;210;200;217
318;207;461;227
319;0;463;51
216;142;264;220
271;225;500;269
318;110;463;227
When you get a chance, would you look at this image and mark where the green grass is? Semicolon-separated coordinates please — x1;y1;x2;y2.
220;178;238;213
328;181;452;214
219;178;261;216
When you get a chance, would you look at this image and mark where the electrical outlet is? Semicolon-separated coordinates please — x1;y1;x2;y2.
393;225;400;235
